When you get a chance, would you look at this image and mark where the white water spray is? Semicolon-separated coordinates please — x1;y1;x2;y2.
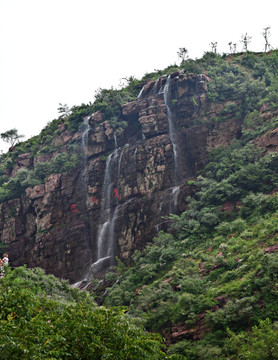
163;75;179;181
137;85;145;98
163;76;182;212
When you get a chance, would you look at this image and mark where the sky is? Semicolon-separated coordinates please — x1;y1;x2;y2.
1;0;278;152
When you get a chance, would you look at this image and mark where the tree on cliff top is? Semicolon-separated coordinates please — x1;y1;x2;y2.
177;47;188;64
241;32;252;52
0;128;24;148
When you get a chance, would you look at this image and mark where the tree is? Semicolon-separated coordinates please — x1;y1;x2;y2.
57;103;72;118
262;26;273;52
210;42;218;53
177;47;188;64
228;42;237;54
0;128;24;147
0;266;175;359
241;33;252;52
227;319;278;359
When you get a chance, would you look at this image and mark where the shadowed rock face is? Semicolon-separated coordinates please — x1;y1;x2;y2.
0;73;243;283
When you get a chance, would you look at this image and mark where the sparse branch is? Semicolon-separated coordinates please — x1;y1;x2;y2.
262;26;273;52
177;47;188;64
228;42;237;54
241;33;252;52
0;128;25;147
58;103;72;118
210;42;218;53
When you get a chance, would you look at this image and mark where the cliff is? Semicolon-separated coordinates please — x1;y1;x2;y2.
0;72;243;283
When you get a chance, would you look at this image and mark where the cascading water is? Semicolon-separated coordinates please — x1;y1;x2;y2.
137;85;145;99
163;75;178;181
81;117;90;153
133;147;138;165
117;144;129;181
80;117;91;185
170;185;180;213
151;79;159;95
93;140;130;272
163;75;181;211
96;151;115;264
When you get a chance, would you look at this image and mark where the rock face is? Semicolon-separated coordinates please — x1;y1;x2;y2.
0;72;243;283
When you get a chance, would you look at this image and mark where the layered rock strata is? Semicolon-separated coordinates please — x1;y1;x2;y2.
0;72;243;282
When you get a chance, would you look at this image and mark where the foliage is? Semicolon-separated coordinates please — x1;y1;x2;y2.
227;319;278;359
104;205;278;358
100;56;278;355
0;266;177;359
0;128;25;147
0;152;79;203
3;48;278;357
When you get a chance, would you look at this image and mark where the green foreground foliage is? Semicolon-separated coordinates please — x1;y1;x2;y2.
0;266;181;359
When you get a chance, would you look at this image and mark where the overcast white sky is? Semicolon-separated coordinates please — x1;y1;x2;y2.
1;0;277;152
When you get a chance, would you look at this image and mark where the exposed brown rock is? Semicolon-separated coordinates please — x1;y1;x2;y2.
0;73;245;283
252;127;278;154
264;244;278;253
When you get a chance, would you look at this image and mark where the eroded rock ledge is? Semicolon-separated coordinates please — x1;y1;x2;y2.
0;73;243;282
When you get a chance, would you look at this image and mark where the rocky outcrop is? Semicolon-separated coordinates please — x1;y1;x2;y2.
0;72;243;283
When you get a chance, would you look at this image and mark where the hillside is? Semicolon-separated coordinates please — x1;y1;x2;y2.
100;51;278;358
1;50;278;358
0;266;174;359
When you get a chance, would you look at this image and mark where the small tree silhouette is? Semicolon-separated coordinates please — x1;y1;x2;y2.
1;128;24;148
228;42;237;54
210;42;218;53
233;43;237;53
241;33;252;52
262;26;273;52
57;103;71;118
177;47;188;64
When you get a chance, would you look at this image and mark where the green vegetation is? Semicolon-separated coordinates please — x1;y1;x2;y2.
98;136;278;357
2;49;278;357
0;152;79;203
0;266;181;359
102;191;278;358
2;50;278;205
0;128;25;147
92;50;278;358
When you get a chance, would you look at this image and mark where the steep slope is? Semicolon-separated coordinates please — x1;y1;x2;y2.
0;68;241;283
0;266;170;359
2;50;278;357
99;52;278;358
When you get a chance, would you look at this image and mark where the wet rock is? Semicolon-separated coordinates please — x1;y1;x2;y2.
0;73;245;283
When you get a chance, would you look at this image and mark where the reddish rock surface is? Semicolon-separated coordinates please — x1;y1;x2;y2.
0;73;244;283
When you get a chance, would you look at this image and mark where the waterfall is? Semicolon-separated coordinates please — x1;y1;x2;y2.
82;198;130;278
151;79;159;95
137;85;145;99
163;77;182;212
80;117;91;184
94;141;129;270
117;144;129;181
81;117;90;154
96;151;115;262
79;117;91;214
163;75;179;182
133;147;138;165
170;185;180;213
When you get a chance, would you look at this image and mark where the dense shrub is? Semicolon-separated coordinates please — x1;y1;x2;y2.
0;266;177;359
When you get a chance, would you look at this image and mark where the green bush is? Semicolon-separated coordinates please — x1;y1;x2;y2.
227;319;278;359
0;266;173;359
